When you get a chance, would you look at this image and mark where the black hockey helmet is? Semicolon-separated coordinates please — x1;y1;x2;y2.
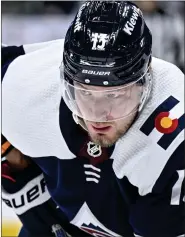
62;1;152;87
61;1;152;123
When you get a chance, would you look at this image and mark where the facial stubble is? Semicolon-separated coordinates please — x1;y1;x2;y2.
85;112;137;147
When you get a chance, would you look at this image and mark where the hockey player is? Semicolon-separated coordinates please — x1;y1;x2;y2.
2;1;184;237
1;135;90;237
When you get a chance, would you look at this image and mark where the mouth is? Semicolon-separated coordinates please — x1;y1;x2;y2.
91;125;112;133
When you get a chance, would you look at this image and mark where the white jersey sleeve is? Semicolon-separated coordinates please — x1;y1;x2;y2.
2;39;74;159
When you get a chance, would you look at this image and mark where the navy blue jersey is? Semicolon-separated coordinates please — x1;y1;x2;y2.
2;41;185;237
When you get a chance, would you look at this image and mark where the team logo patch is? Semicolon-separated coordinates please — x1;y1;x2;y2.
155;112;178;134
71;202;120;237
87;141;102;158
140;96;184;150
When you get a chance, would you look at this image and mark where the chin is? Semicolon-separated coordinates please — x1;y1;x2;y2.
89;132;117;148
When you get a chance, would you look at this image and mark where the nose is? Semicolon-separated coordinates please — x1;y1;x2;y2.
89;100;112;121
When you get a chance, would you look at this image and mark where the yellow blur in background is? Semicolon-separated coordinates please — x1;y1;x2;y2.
2;219;22;237
2;203;22;237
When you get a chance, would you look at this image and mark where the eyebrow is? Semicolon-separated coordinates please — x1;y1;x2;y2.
79;84;88;89
75;82;91;90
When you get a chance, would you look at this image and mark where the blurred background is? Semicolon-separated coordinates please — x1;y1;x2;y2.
1;1;185;236
2;1;184;72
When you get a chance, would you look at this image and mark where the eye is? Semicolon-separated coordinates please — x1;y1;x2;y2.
81;90;92;96
106;93;120;98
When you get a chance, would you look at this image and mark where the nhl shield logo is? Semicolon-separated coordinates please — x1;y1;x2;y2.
87;141;102;158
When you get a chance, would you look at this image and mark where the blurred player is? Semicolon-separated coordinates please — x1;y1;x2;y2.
2;1;184;237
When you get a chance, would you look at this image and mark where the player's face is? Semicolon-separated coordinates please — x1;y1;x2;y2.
74;82;141;147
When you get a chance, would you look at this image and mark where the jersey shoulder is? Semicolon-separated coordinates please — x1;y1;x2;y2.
151;56;184;80
2;39;64;81
112;57;184;195
2;39;74;159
